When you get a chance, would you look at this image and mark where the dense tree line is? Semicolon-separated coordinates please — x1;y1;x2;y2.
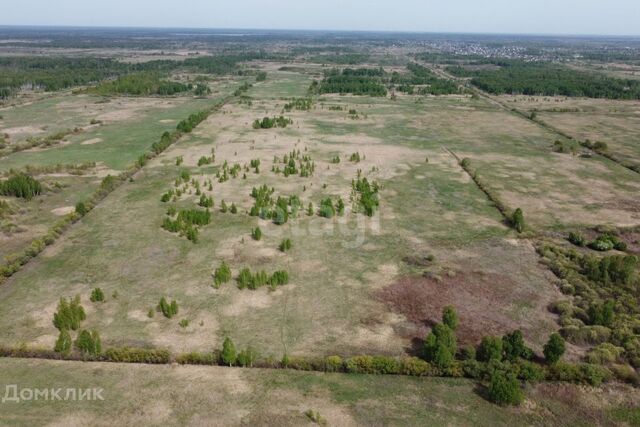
447;61;640;99
312;68;387;96
0;53;267;99
90;72;191;96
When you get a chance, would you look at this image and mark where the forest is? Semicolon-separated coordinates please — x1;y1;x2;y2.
447;60;640;99
0;53;268;99
312;68;387;96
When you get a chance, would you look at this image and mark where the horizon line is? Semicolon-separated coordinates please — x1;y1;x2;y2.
0;24;639;39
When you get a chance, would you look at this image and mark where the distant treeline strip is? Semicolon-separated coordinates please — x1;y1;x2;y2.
0;53;268;99
0;97;230;285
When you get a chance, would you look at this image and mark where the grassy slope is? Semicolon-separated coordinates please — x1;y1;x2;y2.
0;358;638;426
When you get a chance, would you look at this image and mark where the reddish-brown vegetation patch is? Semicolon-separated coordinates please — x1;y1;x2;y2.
377;271;544;346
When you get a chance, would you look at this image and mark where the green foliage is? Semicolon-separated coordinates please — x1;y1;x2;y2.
447;60;640;99
512;208;525;233
283;98;312;112
237;346;259;367
424;323;457;369
279;238;292;252
442;306;459;330
89;288;105;303
221;337;237;366
477;336;504;363
104;347;170;364
488;371;524;406
75;201;88;216
177;110;210;133
252;116;293;129
198;194;214;208
568;231;585;246
587;300;616;327
213;262;232;288
236;267;289;290
251;226;262;241
75;330;101;356
319;198;335;218
158;297;178;319
314;68;387;96
352;174;380;216
162;208;211;243
90;72;190;96
54;330;72;355
544;333;566;364
502;330;532;361
304;409;327;425
0;173;42;199
588;234;627;252
179;319;189;328
52;296;86;331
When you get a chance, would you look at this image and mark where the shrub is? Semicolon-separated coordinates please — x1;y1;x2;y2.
477;336;503;362
213;261;232;288
544;333;566;364
399;357;431;376
587;343;624;365
221;337;237;366
0;173;42;199
237;346;259;367
460;345;477;361
514;360;545;382
279;238;292;252
75;330;101;356
158;297;178;319
54;330;72;355
325;356;343;372
90;288;105;303
547;362;610;386
568;231;585;246
488;371;524;406
512;208;525;233
251;226;262;241
104;348;171;364
75;201;88;216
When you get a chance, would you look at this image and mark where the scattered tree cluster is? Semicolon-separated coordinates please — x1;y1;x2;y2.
538;241;639;367
283;98;313;112
252;116;293;129
351;171;380;216
237;267;290;290
162;208;211;243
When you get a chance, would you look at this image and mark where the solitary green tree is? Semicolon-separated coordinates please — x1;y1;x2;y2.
221;337;237;366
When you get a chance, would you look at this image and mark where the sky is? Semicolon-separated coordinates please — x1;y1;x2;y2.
1;0;639;36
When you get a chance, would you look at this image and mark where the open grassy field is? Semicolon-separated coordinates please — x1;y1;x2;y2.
1;358;639;426
0;68;572;359
1;30;640;424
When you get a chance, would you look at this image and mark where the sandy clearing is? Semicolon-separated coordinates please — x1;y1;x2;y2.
80;137;103;145
51;206;75;216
